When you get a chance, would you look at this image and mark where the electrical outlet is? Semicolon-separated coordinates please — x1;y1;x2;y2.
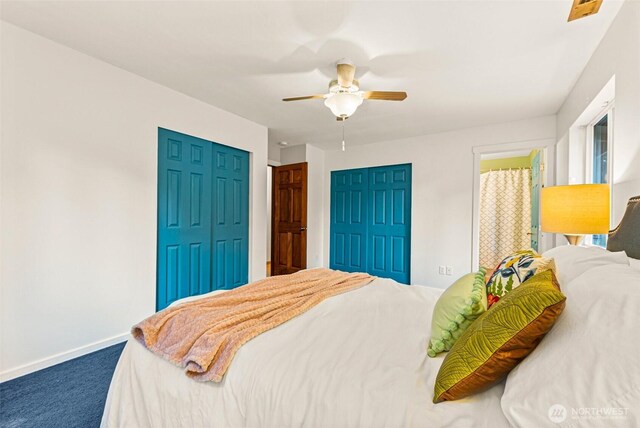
438;266;445;275
446;266;453;276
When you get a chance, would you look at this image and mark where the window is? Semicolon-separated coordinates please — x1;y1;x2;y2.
586;107;613;247
592;115;608;185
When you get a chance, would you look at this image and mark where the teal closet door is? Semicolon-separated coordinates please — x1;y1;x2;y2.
330;168;369;272
367;164;411;284
212;145;249;290
157;129;213;310
157;128;249;311
330;164;411;284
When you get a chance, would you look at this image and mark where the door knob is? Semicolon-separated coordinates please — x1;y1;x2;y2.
300;227;307;231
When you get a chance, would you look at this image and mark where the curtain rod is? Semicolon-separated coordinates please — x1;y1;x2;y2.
480;167;532;173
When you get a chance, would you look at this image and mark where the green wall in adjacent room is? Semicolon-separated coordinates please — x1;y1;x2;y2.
480;155;532;173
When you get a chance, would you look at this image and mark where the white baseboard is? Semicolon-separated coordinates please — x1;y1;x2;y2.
0;332;130;383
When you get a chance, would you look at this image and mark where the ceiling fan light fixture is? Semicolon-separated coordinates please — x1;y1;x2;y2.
324;92;363;119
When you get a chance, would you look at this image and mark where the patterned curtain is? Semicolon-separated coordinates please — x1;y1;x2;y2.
479;169;532;269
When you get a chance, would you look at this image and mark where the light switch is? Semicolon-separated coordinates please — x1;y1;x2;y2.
445;266;453;276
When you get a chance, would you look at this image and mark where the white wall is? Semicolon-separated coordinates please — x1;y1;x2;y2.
305;144;325;268
323;115;557;288
267;140;281;163
0;23;268;380
555;134;570;186
279;144;306;165
556;0;640;224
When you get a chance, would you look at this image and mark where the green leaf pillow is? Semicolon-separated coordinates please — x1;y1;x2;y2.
427;268;487;358
433;269;566;403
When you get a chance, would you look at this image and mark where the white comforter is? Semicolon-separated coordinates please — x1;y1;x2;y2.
101;277;510;428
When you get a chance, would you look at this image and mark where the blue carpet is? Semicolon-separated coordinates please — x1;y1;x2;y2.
0;342;126;428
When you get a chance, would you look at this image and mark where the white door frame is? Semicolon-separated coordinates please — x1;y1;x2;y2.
471;138;557;270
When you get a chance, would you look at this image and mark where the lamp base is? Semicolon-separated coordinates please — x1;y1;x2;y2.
564;235;585;246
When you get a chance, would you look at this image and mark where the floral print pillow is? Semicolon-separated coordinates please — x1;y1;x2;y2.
486;249;556;307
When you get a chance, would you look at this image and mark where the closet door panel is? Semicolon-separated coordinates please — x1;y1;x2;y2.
330;169;368;273
366;164;411;284
212;146;249;290
157;129;213;310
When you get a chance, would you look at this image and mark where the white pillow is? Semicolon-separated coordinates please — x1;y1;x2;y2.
501;263;640;427
630;258;640;271
542;245;629;286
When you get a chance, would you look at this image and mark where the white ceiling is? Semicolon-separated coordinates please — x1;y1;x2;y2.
1;1;623;151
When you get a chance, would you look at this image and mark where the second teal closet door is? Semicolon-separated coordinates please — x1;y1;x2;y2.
330;164;411;284
157;128;249;311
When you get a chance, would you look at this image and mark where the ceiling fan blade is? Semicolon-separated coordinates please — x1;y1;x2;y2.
282;95;325;102
337;63;356;88
362;91;407;101
568;0;602;21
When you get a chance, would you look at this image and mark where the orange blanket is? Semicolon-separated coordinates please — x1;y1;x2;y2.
132;268;374;382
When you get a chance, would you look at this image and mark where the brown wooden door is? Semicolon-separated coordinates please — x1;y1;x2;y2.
272;162;308;275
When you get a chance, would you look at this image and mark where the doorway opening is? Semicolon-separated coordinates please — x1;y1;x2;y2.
471;138;556;270
477;149;544;270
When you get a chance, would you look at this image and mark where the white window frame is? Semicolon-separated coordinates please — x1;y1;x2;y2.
584;102;614;246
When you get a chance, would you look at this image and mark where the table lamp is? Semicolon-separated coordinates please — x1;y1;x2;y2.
541;184;610;245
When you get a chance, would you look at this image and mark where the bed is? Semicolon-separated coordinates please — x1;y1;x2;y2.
101;197;640;427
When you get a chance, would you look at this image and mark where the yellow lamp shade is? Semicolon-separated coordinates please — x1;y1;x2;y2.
541;184;610;235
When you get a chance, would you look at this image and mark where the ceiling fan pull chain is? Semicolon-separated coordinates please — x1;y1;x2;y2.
342;120;346;152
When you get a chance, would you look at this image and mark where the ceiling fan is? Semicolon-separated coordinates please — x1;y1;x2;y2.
282;59;407;121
